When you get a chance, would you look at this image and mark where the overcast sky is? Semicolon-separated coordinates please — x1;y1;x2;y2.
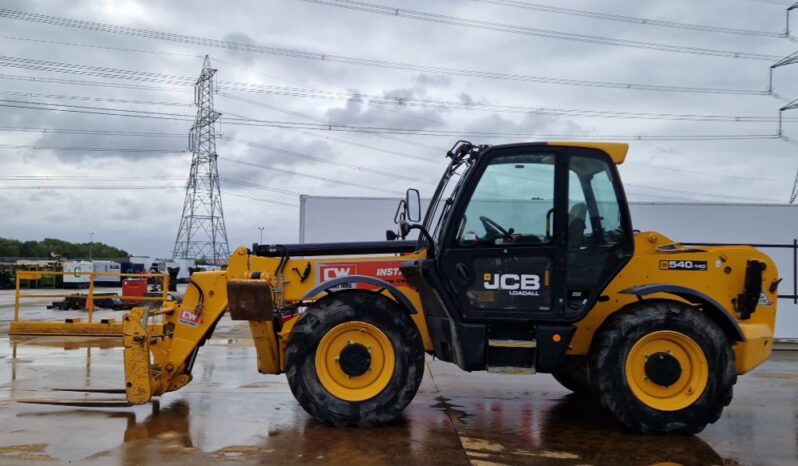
1;0;798;257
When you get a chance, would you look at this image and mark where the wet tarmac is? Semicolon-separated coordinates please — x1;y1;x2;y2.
1;300;797;465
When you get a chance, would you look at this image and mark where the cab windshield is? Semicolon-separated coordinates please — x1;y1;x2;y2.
422;158;471;246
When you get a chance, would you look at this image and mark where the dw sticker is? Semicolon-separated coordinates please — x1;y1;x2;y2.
179;309;202;328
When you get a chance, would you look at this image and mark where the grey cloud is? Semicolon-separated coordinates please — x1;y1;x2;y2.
221;32;257;65
416;73;452;87
324;89;446;130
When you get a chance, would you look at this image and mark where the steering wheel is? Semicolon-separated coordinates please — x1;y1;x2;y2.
479;215;513;241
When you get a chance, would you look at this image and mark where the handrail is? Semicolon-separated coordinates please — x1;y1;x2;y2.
14;271;169;323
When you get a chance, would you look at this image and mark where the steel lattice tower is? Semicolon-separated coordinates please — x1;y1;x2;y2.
172;55;230;265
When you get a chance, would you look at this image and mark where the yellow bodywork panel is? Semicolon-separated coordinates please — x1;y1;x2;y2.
734;323;774;374
568;231;778;375
241;248;433;354
123;308;155;405
250;321;281;374
546;141;628;164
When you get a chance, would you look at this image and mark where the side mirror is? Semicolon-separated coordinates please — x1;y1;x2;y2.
406;188;421;223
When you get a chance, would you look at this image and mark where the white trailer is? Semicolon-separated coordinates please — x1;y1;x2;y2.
299;195;798;340
91;260;122;286
62;261;93;288
130;256;155;273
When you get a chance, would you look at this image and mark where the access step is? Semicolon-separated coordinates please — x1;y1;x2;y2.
487;366;536;374
488;339;537;349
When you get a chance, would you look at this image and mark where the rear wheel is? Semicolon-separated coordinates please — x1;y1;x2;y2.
590;300;736;434
551;356;592;396
286;290;425;426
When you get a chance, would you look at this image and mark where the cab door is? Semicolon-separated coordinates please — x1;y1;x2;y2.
437;145;568;321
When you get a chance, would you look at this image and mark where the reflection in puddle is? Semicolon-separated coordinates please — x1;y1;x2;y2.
449;394;737;466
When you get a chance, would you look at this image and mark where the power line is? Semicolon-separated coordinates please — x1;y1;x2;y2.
628;160;790;182
0;99;195;122
0;53;443;152
0;90;193;108
0;174;302;205
0;185;183;190
0;33;333;89
0;175;183;180
0;121;441;165
221;115;785;140
225;192;299;207
1;57;780;122
469;0;786;38
297;0;782;60
0;143;184;153
0;183;298;207
219;156;404;195
0;34;204;59
0;55;194;85
222;136;423;182
0;176;776;203
744;0;793;5
1;99;784;140
0;15;771;94
0;72;190;93
221;93;442;156
285;127;439;163
220;177;302;196
4;125;788;185
0;126;185;138
624;181;782;202
221;86;789;122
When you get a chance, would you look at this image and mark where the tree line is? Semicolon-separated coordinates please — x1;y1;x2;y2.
0;237;130;260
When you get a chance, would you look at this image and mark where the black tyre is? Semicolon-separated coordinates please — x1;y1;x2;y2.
590;300;736;434
285;290;425;427
551;356;593;396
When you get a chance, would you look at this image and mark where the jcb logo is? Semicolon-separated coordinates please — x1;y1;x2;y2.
483;273;541;291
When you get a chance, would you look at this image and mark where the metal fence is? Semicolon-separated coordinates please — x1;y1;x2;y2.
11;271;168;336
686;240;797;304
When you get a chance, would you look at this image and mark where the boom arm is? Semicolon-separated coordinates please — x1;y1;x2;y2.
123;270;232;404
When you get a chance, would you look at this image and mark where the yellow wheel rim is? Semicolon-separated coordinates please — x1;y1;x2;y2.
315;321;396;402
625;330;709;412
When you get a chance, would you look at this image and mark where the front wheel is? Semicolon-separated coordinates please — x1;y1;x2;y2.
285;290;425;426
590;301;736;434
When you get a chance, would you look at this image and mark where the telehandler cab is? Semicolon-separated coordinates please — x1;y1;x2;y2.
31;141;779;434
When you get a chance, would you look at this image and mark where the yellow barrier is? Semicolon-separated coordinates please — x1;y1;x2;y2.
11;271;169;336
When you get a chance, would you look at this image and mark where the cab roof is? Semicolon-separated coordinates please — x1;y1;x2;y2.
545;142;628;164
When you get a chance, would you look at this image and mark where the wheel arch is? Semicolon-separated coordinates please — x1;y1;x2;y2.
301;275;417;315
618;284;745;342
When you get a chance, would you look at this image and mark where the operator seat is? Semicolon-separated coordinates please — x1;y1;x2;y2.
568;202;587;248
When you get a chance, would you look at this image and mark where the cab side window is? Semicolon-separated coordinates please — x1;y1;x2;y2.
568;156;626;249
457;154;555;246
567;170;594;249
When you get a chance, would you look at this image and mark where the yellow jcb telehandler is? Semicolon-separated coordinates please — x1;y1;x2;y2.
28;141;779;434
